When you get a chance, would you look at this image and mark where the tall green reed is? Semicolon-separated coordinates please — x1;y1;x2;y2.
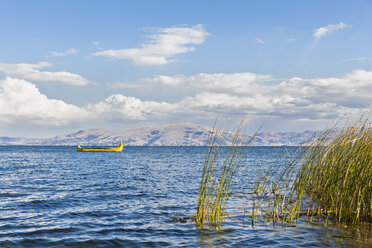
195;119;256;228
256;117;372;226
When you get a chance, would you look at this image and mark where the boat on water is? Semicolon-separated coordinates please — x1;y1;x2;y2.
77;142;123;152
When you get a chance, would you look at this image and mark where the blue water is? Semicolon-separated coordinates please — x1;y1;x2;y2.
0;146;370;247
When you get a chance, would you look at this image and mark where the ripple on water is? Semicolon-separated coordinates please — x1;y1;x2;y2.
0;146;370;247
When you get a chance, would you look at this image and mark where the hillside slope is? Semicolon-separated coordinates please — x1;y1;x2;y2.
0;123;318;146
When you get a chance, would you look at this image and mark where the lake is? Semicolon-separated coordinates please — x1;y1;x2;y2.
0;146;370;247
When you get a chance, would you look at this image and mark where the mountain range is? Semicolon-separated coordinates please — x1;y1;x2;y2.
0;123;319;146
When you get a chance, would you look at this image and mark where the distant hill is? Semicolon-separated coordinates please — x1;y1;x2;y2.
0;123;319;146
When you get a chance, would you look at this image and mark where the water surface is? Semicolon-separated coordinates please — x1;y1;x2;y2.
0;146;370;247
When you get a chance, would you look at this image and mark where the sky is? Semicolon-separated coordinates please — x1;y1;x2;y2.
0;0;371;137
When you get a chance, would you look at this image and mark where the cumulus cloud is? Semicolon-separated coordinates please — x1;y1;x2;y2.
0;78;174;126
313;22;351;39
255;38;264;44
93;24;209;66
49;48;77;57
1;70;371;129
177;92;302;118
0;77;90;125
0;62;91;86
147;70;372;120
88;94;175;120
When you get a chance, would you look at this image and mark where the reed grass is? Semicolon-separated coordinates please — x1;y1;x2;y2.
195;119;256;228
258;117;372;225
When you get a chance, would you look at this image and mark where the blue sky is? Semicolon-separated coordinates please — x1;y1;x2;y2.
0;0;371;137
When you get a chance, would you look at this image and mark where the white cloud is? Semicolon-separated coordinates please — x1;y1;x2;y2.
345;69;372;84
148;72;274;94
313;22;351;39
0;77;90;125
177;92;297;116
150;75;185;86
92;41;100;46
0;62;91;86
49;48;77;57
255;38;264;44
1;70;371;129
88;94;175;120
0;78;174;125
93;24;209;66
146;70;372;120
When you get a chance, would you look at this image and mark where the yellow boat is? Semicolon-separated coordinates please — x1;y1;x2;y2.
77;142;123;152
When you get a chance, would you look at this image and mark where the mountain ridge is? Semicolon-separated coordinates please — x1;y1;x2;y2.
0;122;319;146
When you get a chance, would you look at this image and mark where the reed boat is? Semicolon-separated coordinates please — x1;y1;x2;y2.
77;142;123;152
